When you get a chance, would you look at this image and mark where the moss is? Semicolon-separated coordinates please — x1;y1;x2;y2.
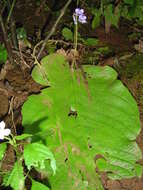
82;46;114;65
120;53;143;79
118;53;143;109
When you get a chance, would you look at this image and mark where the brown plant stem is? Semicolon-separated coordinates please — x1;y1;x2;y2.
0;1;7;15
37;0;72;61
10;20;18;49
7;0;18;50
7;0;16;24
0;13;14;64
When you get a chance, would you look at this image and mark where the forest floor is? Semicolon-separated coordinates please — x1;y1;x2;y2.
1;1;143;189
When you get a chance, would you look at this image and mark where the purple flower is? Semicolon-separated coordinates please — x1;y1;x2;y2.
78;15;87;23
75;8;84;16
73;8;87;24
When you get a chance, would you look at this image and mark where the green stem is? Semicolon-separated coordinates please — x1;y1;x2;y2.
5;135;21;159
74;21;78;51
101;0;104;14
77;0;79;6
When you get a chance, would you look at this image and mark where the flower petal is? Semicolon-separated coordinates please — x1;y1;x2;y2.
75;8;80;14
3;129;11;136
80;9;84;14
75;8;84;16
0;133;5;140
78;15;87;23
0;121;5;130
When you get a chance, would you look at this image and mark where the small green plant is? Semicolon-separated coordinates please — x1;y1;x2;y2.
0;43;7;64
91;0;143;32
0;121;56;190
61;12;99;47
83;38;99;46
16;27;32;48
62;27;73;41
16;27;27;40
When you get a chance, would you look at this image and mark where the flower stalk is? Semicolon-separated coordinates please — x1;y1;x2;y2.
72;7;87;68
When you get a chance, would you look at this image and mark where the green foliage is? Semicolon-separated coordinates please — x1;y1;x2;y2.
91;3;120;30
61;27;90;46
14;134;32;140
0;44;7;64
22;53;142;189
24;142;56;174
123;0;134;5
62;27;73;41
46;42;56;54
92;0;143;29
16;27;27;40
1;134;55;189
104;4;120;28
3;161;25;190
0;143;7;161
83;38;99;46
16;27;32;48
36;0;42;6
128;32;142;41
31;179;50;190
91;8;102;29
98;46;113;55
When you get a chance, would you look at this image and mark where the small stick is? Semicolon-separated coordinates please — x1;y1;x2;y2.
7;0;19;50
8;96;17;134
0;1;7;15
37;0;72;61
6;0;16;24
0;13;14;65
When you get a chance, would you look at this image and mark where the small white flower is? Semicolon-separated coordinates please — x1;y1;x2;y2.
0;121;11;140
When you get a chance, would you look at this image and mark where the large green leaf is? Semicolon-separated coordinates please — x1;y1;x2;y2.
22;53;142;189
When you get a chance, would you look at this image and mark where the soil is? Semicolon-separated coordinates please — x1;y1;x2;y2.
0;0;143;189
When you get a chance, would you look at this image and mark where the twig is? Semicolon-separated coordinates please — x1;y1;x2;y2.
48;39;85;47
6;0;16;24
37;0;72;60
18;43;30;68
33;39;84;56
33;40;43;57
10;20;18;49
8;96;17;134
0;0;7;15
0;13;14;64
31;51;50;85
7;0;18;50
